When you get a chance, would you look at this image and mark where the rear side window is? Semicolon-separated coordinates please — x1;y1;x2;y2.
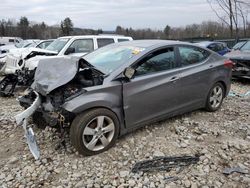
9;39;14;43
118;38;129;42
179;46;210;66
135;47;175;76
97;38;115;48
69;39;94;53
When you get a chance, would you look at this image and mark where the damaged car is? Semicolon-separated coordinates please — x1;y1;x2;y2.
0;40;56;96
0;35;132;96
15;40;232;158
225;40;250;79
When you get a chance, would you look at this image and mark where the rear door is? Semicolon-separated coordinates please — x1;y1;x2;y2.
176;45;212;109
123;46;182;128
97;38;115;48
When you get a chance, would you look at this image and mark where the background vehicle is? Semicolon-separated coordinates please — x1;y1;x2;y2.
0;37;22;47
16;40;232;158
197;41;231;56
225;40;250;79
0;35;132;96
0;39;54;75
0;39;40;55
232;41;247;50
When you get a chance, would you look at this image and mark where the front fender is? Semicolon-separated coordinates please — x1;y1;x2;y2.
62;83;124;131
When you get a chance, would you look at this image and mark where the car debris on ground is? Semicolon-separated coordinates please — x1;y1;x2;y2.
131;155;200;173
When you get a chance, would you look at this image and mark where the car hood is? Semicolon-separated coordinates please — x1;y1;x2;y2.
0;44;16;51
9;47;57;59
32;56;80;96
225;50;250;61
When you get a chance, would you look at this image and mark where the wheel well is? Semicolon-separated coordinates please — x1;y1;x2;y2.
74;106;121;134
216;81;227;97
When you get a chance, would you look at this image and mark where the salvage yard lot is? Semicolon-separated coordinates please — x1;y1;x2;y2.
0;81;250;188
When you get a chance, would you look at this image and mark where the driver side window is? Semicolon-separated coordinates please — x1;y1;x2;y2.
135;47;175;76
68;39;94;53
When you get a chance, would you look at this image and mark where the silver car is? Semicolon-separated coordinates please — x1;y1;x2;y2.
16;40;232;158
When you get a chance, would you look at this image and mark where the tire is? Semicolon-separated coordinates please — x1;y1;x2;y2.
0;75;17;97
70;108;119;156
32;111;48;129
205;82;225;112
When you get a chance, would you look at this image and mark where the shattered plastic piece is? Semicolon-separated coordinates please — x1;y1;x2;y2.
131;155;200;173
164;176;179;182
223;166;248;175
228;90;250;97
15;91;41;159
23;120;40;160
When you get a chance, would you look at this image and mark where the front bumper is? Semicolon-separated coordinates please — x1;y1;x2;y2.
15;91;41;159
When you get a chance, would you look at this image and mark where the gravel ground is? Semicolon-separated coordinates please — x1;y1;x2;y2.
0;81;250;188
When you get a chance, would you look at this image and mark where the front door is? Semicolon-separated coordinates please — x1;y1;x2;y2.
122;47;182;128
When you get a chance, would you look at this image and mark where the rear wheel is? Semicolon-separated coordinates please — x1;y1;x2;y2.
205;83;225;112
70;108;119;156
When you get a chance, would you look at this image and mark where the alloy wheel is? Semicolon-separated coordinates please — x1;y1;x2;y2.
82;116;115;151
209;86;223;109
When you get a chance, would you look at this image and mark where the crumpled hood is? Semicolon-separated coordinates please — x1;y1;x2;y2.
32;56;79;96
9;47;57;59
225;50;250;61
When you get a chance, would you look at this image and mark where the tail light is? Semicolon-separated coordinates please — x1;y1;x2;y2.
224;60;234;68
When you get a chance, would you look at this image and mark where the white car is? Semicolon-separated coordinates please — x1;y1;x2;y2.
0;35;132;96
0;40;54;75
0;37;22;47
0;39;40;55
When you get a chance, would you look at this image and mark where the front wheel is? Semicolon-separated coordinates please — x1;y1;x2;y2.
70;108;119;156
205;82;225;112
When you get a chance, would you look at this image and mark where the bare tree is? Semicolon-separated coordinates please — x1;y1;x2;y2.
207;0;250;39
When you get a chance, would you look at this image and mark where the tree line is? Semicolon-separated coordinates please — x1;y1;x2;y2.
0;15;249;41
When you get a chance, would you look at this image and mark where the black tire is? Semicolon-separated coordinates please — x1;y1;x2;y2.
205;82;225;112
32;111;48;129
70;108;119;156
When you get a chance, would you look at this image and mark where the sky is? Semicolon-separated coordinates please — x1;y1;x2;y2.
0;0;219;30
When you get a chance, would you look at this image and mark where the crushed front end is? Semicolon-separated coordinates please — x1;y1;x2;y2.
15;57;104;159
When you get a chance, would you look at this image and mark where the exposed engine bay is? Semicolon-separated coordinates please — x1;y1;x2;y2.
18;57;104;128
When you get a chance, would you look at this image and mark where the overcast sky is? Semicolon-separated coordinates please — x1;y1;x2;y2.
0;0;218;30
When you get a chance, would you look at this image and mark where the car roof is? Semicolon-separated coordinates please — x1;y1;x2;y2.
59;35;132;40
107;39;191;49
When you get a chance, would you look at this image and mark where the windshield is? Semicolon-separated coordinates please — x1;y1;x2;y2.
240;41;250;51
46;38;70;52
233;41;246;50
15;40;31;48
83;44;145;74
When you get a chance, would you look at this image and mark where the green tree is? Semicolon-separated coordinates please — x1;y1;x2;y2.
164;25;171;39
115;25;123;34
60;17;73;36
18;16;29;39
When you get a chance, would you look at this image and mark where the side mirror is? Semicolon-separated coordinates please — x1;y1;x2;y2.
123;67;135;79
65;47;75;55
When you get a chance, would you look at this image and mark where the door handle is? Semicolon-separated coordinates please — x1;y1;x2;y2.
170;76;179;82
